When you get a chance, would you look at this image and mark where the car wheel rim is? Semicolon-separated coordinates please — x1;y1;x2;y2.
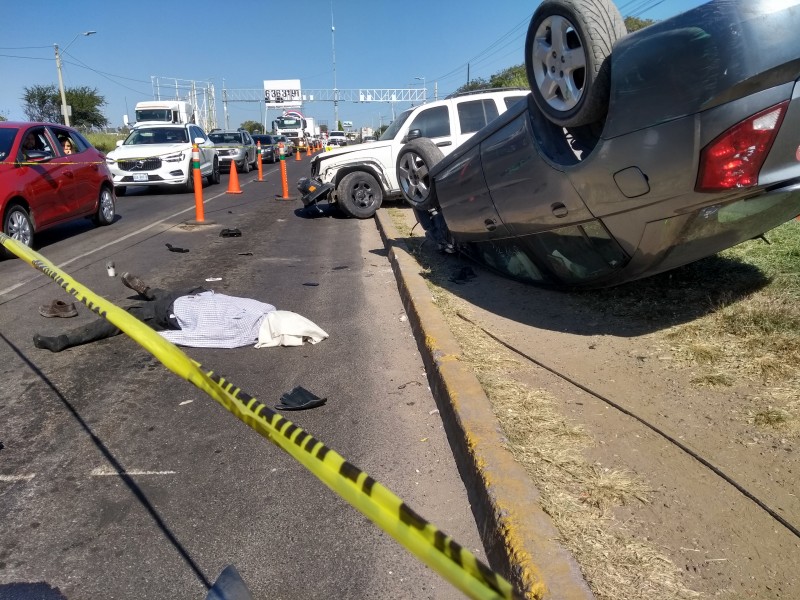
398;152;430;203
531;14;587;112
352;183;375;209
100;189;114;221
8;211;32;245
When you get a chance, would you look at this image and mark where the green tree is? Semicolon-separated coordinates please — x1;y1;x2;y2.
624;16;656;32
0;113;7;122
240;120;262;133
337;120;344;131
22;84;60;123
22;84;108;129
453;76;490;95
489;64;527;89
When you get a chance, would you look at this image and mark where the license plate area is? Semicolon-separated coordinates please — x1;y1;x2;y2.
133;173;148;182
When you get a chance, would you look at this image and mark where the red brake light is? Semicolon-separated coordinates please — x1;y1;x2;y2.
696;101;789;192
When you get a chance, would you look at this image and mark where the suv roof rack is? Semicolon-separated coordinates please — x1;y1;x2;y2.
444;87;527;100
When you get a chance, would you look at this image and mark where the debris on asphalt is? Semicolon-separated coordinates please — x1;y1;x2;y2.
237;252;253;256
303;282;319;287
219;228;242;238
205;277;222;282
275;386;327;411
166;243;190;253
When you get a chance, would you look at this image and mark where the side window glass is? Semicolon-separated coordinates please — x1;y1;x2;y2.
457;100;500;134
408;105;450;138
50;127;84;155
19;128;54;160
504;95;527;109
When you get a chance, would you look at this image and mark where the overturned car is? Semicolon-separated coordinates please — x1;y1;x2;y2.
394;0;800;289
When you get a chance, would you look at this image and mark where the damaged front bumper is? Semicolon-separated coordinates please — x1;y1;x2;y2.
297;177;334;207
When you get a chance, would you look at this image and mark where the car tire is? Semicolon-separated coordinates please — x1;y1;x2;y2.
337;172;383;219
3;203;34;257
208;157;221;185
396;138;444;211
525;0;626;127
92;186;116;226
114;186;127;197
242;156;250;173
184;164;195;193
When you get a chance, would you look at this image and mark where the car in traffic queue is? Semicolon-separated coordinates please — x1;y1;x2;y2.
105;123;220;195
208;129;257;173
327;131;347;147
251;134;280;164
394;0;800;289
0;121;116;256
275;135;295;157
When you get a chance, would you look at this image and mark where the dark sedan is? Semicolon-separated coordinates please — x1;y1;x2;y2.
1;122;115;257
252;134;280;164
396;0;800;289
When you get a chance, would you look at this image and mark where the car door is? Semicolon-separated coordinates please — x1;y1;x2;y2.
404;105;453;155
18;126;77;227
48;126;98;215
192;126;214;173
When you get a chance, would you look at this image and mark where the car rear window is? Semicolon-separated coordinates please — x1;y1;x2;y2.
457;99;500;134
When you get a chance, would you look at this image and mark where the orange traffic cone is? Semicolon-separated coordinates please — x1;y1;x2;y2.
295;145;301;161
227;159;242;194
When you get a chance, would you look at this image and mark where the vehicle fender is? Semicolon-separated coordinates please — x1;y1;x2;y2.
330;162;391;196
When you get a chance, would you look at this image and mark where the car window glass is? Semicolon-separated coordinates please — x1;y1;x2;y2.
0;128;20;161
19;128;54;159
50;126;85;155
457;100;500;134
408;105;450;138
504;95;527;109
380;109;413;140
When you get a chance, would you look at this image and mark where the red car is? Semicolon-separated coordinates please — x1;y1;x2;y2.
0;122;116;256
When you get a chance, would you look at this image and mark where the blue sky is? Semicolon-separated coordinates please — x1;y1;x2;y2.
1;0;705;132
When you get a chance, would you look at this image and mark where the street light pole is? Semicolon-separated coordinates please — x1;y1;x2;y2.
415;76;426;103
54;31;96;127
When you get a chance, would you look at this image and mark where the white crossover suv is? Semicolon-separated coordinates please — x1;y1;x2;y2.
106;123;220;195
298;88;529;218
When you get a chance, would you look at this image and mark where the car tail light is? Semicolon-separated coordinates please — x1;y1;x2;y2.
696;101;789;192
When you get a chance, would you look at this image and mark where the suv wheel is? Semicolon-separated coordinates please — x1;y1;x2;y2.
396;139;444;211
525;0;625;127
337;172;383;219
208;157;221;185
184;165;195;193
242;156;251;173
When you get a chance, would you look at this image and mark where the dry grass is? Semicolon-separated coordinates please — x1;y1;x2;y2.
388;207;700;600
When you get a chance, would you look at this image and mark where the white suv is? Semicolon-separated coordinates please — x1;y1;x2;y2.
106;123;220;195
298;89;529;218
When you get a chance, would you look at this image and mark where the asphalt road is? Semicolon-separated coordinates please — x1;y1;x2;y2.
0;158;485;599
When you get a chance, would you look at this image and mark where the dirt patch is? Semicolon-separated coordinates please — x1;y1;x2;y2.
390;206;800;599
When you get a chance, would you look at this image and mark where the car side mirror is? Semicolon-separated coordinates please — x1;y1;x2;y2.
406;129;422;142
194;137;206;145
22;151;52;164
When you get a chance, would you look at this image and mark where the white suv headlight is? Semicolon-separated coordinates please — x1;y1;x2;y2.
164;152;185;162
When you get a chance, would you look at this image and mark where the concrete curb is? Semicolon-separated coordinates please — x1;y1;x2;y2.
375;210;594;600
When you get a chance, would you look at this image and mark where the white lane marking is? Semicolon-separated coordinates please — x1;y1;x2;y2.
0;178;264;298
90;468;176;477
0;474;36;482
179;400;194;406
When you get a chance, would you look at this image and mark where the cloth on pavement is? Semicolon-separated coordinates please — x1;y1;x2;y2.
255;310;329;348
159;290;276;348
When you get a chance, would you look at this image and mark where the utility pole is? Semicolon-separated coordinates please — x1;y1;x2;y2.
54;44;69;126
331;0;339;130
54;31;96;127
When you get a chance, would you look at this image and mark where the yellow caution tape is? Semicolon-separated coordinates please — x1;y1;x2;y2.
0;233;521;600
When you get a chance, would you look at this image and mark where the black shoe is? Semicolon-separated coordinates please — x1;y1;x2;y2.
121;273;153;299
33;334;69;352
